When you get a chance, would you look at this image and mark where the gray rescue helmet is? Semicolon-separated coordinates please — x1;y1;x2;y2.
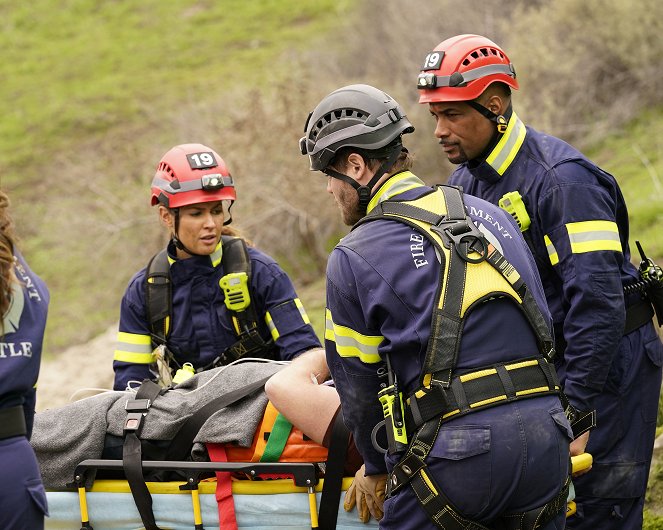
300;84;414;171
299;84;414;210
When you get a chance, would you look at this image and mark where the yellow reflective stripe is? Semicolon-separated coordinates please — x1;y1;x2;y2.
117;332;152;346
516;386;552;396
442;409;460;419
566;220;621;254
294;299;311;325
470;395;507;408
210;240;223;267
265;312;279;341
113;351;156;364
486;113;527;175
459;368;497;382
325;309;383;364
264;299;310;342
544;235;559;266
419;469;439;495
114;332;154;363
505;359;538;371
367;171;426;212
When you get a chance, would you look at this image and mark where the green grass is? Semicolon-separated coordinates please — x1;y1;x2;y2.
587;106;663;260
0;0;355;353
0;0;351;181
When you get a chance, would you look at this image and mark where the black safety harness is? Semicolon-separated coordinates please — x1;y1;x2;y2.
354;184;594;530
145;235;274;374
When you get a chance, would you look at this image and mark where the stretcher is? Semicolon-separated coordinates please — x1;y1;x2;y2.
45;459;372;530
45;454;593;529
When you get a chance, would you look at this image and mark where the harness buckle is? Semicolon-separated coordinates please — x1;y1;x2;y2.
431;220;489;264
124;398;152;436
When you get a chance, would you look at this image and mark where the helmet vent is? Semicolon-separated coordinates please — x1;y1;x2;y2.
310;109;367;140
158;161;176;178
462;47;505;67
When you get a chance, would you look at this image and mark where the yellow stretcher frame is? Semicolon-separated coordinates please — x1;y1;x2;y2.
69;454;592;529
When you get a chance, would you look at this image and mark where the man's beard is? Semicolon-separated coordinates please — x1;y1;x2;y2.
337;185;364;226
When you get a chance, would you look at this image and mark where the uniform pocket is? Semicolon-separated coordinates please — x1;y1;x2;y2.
428;425;492;513
641;334;663;423
645;334;663;368
26;478;48;517
429;425;491;460
550;407;574;441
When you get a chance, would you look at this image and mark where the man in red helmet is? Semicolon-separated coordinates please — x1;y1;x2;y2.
112;143;322;390
417;34;663;530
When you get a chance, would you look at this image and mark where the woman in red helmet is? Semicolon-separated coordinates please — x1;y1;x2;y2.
417;34;663;530
112;143;322;391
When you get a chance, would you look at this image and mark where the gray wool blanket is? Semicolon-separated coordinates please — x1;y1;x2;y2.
31;360;284;489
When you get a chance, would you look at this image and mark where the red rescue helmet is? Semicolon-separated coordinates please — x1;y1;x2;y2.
417;34;518;104
150;144;236;208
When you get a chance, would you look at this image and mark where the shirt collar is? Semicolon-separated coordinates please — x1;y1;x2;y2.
166;239;224;268
367;171;426;213
483;112;527;176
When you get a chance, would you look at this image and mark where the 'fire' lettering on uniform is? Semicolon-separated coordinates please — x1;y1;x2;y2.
410;233;429;269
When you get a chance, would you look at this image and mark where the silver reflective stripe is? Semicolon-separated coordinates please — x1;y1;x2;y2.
325;309;382;364
486;114;526;175
311;108;404;154
569;230;620;244
151;175;233;194
544;235;559;266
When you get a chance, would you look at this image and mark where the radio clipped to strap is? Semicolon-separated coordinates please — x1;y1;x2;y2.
377;355;409;454
219;272;251;313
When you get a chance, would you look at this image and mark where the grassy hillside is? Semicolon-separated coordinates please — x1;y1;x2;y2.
1;1;350;178
1;0;354;353
588;106;663;260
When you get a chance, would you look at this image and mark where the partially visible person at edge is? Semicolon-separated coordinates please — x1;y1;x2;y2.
0;190;50;529
298;83;572;529
112;143;322;390
416;33;663;530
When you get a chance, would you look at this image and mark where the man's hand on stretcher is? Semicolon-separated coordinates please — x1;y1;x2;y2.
344;464;386;523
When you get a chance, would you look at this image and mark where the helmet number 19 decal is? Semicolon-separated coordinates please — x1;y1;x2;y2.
187;152;218;169
421;51;444;70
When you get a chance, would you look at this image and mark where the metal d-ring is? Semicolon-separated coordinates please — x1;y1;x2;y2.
455;234;489;264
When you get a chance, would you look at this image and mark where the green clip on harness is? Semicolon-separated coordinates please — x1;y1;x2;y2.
355;185;592;530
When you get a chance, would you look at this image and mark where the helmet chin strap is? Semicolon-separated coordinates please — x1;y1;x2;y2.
466;101;513;135
323;146;403;213
465;102;513;163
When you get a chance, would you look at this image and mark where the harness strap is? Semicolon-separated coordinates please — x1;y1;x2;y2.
122;380;163;530
207;444;239;530
359;185;569;528
145;249;172;347
404;358;560;432
211;237;274;366
497;478;570;530
0;406;27;440
318;410;351;530
260;412;293;462
165;375;273;461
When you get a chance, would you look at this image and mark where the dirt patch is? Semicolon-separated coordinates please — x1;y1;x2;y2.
36;324;117;411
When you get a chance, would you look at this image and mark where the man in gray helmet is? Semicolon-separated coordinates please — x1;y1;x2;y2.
300;84;572;529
